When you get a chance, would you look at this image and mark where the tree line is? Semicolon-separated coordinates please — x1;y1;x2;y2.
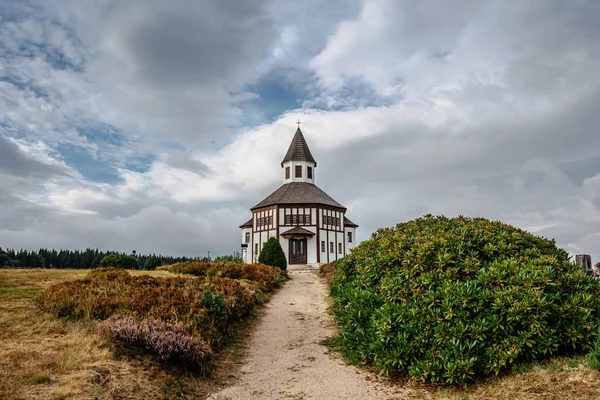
0;247;217;269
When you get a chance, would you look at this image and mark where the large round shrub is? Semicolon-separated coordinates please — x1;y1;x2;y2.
331;215;600;385
99;254;139;270
258;237;287;271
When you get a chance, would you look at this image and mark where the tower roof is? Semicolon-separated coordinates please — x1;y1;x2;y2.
281;128;317;167
251;182;345;210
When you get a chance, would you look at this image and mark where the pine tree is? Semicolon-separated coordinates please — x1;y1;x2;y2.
258;237;287;271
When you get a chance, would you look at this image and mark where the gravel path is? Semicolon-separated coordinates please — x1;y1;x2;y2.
208;270;408;400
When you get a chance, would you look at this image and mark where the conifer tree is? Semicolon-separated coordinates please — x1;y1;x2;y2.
258;237;287;271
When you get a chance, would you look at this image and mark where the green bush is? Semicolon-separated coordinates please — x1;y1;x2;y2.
258;237;287;271
99;254;138;270
330;215;600;385
586;327;600;370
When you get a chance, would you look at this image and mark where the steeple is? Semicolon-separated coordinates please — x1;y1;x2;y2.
281;127;317;167
281;125;316;184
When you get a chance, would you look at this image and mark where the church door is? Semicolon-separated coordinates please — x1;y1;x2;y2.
289;239;307;264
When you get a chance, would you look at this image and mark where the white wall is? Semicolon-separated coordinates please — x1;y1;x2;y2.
282;160;316;184
241;205;358;265
241;227;252;263
345;227;357;254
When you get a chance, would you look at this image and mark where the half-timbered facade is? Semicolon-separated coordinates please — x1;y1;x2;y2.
240;126;358;267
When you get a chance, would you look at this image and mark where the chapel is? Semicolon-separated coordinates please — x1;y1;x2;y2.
239;125;358;267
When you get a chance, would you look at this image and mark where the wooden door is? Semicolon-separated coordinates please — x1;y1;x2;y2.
289;239;307;264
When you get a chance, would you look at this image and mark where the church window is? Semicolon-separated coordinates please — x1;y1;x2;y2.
321;241;325;252
307;166;312;179
286;167;290;179
285;215;291;224
338;243;342;254
330;242;334;253
245;232;250;243
348;232;352;243
295;165;302;177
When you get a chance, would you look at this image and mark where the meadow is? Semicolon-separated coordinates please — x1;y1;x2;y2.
0;266;282;400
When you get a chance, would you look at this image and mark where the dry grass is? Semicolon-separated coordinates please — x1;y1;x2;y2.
417;356;600;400
0;269;255;400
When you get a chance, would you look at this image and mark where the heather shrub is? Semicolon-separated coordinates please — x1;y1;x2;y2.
258;237;287;271
38;267;258;339
318;261;337;283
99;254;138;270
39;266;283;370
331;215;600;385
99;316;212;372
163;262;285;289
162;262;213;276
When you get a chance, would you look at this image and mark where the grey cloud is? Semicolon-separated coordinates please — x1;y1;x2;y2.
0;133;69;178
124;0;274;89
163;150;212;176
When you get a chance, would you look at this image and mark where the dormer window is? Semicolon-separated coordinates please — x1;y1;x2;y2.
307;166;312;179
295;165;302;178
286;167;290;179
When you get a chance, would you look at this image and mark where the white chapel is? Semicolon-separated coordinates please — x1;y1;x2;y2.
239;125;358;267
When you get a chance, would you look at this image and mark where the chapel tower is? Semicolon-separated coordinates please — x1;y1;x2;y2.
239;124;358;267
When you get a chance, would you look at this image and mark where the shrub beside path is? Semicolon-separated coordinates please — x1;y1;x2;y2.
208;270;408;400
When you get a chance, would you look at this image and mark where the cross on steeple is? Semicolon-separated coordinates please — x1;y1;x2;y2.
296;119;301;128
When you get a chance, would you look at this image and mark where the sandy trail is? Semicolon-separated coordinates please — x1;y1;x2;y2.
209;270;407;400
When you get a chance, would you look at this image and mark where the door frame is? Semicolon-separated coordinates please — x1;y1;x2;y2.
288;238;307;264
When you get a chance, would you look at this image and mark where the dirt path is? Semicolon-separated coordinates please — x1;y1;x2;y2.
209;270;408;400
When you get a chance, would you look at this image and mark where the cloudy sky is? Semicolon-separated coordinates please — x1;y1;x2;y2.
1;0;599;260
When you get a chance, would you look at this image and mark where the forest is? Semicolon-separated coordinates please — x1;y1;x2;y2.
0;247;232;269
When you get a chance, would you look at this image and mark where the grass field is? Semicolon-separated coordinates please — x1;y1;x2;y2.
0;268;255;400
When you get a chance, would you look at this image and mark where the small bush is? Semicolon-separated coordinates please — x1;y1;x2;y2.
99;254;138;270
319;261;337;283
586;328;600;370
330;215;600;385
98;316;212;372
32;375;51;384
258;237;287;271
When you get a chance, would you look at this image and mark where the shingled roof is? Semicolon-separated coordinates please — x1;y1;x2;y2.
251;182;345;210
281;128;317;167
344;216;359;227
239;218;253;228
280;226;315;237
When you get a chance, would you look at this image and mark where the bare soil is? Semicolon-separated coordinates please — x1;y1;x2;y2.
208;270;410;400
